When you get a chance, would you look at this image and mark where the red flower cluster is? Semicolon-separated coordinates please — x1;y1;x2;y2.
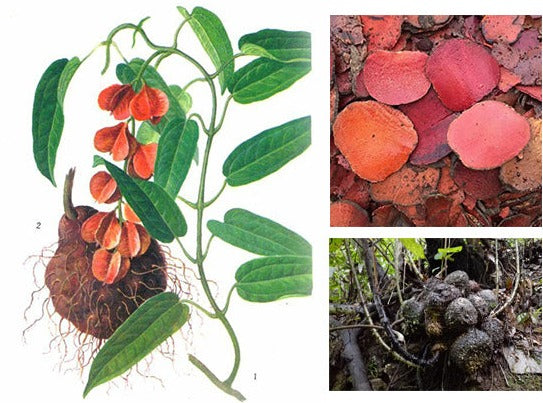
81;82;169;284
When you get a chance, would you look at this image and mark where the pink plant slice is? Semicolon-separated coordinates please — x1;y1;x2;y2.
363;50;430;105
426;38;500;111
447;100;530;169
330;200;370;227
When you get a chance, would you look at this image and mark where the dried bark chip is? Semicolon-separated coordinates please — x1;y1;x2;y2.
404;15;451;31
452;162;503;200
359;15;403;51
409;114;456;166
481;16;525;44
331;16;366;73
333;101;418;182
371;204;413;226
395;204;427;227
336;70;352;95
330;85;338;124
363;50;431;105
500;118;542;191
353;70;370;98
464;16;486;45
330;200;370;227
424;195;466;227
498;67;522;92
399;88;453;132
370;165;440;206
516;85;542;101
447;101;531;169
330;47;335;84
426;39;500;111
512;29;542;85
330;157;356;198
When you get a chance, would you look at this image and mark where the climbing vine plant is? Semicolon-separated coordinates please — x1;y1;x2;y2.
32;5;311;400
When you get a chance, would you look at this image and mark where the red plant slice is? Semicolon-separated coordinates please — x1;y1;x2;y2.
371;204;413;227
498;213;533;227
359;16;403;51
110;124;131;161
89;171;120;204
500;118;542;192
81;212;107;244
404;15;451;31
424;195;455;226
512;29;542;85
353;71;369;98
330;86;338;124
447;100;531;169
363;50;430;105
409;114;456;166
492;42;520;70
426;38;500;111
130;143;158;180
399;88;453;133
130;84;169;123
333;101;418;182
370;165;440;206
516;85;542;101
498;68;522;92
481;16;525;44
330;200;370;227
95;211;121;250
98;84;136;120
123;203;141;223
343;177;372;210
452;162;503;200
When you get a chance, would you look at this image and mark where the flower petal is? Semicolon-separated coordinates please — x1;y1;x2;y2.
123;203;141;223
111;123;131;161
94;122;124;153
130;85;169;122
98;84;135;120
131;143;158;179
95;211;121;250
91;248;112;283
135;224;151;256
90;171;120;204
81;212;107;244
118;221;141;258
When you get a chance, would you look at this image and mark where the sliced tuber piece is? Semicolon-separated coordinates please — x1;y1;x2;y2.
481;16;525;44
500;118;542;192
363;50;431;105
452;161;503;200
498;214;533;227
498;68;522;92
333;101;418;182
371;204;413;227
447;100;530;170
370;165;440;206
399;88;453;133
426;39;500;111
359;16;403;51
330;200;370;227
516;85;542;101
409;113;456;166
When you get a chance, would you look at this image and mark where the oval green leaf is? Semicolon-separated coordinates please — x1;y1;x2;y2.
116;59;185;131
223;116;311;186
400;238;426;261
32;57;81;186
155;118;199;197
207;208;311;257
98;158;187;242
169;84;193;114
236;256;312;302
136;121;160;144
83;293;189;397
239;29;311;63
178;6;234;94
230;58;310;104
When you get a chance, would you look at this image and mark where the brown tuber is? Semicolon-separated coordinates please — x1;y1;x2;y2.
45;169;168;339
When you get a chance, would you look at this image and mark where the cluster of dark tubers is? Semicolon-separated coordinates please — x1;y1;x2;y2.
45;170;167;339
401;270;504;374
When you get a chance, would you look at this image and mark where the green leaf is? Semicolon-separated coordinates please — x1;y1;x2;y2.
169;84;192;114
32;57;81;186
230;58;310;104
223;116;311;186
83;293;189;397
235;256;312;302
155;118;199;197
136;121;160;144
400;239;426;261
239;29;311;63
207;208;311;257
97;158;187;242
116;59;185;131
178;6;234;93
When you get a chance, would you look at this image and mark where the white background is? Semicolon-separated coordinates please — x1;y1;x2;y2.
0;0;542;403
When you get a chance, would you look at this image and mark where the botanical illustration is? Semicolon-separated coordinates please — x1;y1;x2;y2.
29;5;311;400
330;238;542;390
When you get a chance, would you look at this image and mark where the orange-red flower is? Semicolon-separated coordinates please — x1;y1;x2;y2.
80;211;121;250
98;84;136;120
118;221;151;258
94;122;137;161
89;171;121;204
123;203;141;223
92;248;131;284
129;84;169;124
128;143;158;179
